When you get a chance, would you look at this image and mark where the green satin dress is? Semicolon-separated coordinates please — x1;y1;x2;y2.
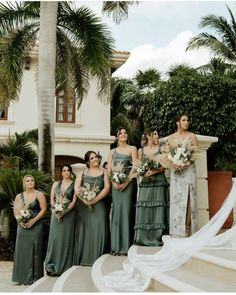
45;181;75;276
134;148;170;246
12;193;43;285
110;150;137;255
73;173;110;266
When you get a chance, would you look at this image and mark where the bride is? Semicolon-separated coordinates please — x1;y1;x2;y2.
167;113;199;237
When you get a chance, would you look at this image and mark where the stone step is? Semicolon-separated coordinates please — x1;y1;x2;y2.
92;245;236;292
92;253;176;292
132;245;236;292
193;248;236;271
24;265;97;292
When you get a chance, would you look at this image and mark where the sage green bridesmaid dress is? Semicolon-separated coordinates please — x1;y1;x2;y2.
110;150;137;255
12;193;43;285
134;148;169;246
73;173;110;266
45;181;75;276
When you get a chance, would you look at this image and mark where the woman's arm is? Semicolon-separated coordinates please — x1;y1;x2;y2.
67;191;77;211
91;169;110;204
25;191;47;228
107;149;120;190
50;181;58;207
74;171;83;196
191;133;199;147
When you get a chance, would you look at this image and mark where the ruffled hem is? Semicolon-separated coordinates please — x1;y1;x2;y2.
136;200;170;207
139;179;169;187
134;223;168;230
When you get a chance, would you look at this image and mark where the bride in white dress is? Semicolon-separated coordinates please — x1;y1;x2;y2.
167;113;199;237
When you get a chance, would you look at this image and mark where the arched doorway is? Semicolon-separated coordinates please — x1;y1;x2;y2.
55;155;84;180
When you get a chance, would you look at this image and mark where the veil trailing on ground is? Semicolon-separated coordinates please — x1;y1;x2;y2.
101;181;236;291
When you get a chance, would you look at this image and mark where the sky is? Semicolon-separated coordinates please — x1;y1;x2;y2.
77;0;233;79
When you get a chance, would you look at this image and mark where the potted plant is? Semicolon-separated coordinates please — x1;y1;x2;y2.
208;158;235;228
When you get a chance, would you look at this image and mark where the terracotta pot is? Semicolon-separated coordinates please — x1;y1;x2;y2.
208;170;233;229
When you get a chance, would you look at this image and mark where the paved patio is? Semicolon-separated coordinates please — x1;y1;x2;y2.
0;261;27;292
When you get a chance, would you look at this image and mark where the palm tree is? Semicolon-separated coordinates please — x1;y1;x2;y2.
0;129;38;170
167;64;199;78
102;1;139;24
0;1;115;173
110;68;161;146
38;1;57;174
186;5;236;63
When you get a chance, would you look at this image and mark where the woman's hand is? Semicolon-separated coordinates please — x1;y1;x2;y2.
24;218;36;229
144;170;153;178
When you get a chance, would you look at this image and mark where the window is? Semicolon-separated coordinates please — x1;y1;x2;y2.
56;91;76;123
0;108;7;120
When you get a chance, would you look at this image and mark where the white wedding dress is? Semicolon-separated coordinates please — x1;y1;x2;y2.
101;180;236;291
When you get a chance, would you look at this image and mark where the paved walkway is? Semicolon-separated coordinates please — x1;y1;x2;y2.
0;261;27;292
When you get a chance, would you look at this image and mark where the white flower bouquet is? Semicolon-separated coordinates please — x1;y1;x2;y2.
51;193;70;221
110;161;129;184
12;198;32;223
78;182;101;210
135;158;161;177
165;139;200;174
78;182;101;201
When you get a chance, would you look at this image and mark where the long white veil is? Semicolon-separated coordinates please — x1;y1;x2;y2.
101;180;236;291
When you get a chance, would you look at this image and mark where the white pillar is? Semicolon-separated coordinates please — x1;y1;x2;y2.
196;135;218;228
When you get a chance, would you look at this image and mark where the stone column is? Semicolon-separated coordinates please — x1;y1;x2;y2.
196;135;218;228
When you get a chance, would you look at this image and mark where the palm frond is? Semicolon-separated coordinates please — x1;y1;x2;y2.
102;1;139;24
59;5;114;66
0;24;37;104
0;1;39;34
186;33;236;61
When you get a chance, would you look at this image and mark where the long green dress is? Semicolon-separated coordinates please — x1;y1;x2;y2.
110;150;137;255
134;148;169;246
12;193;43;285
73;173;110;266
45;181;75;276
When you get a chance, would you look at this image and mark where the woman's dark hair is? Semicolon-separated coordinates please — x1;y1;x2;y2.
115;127;129;144
174;112;188;130
142;127;158;146
103;161;108;169
84;151;97;168
60;163;73;174
60;163;74;180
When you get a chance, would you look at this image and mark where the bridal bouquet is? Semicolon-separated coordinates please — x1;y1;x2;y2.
78;182;101;210
51;193;70;221
12;199;32;223
110;161;129;184
163;139;200;174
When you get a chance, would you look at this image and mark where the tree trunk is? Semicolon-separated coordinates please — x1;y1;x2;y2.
38;1;58;176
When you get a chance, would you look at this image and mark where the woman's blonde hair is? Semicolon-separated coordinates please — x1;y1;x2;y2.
23;174;35;190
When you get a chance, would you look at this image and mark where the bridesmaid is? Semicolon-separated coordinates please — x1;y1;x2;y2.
45;164;77;276
134;128;169;246
167;113;199;237
107;127;138;255
12;175;47;285
73;151;110;266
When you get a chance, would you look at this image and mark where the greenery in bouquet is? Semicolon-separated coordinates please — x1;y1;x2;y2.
51;193;70;221
135;158;161;177
78;182;101;210
110;161;129;184
12;198;33;223
166;139;200;174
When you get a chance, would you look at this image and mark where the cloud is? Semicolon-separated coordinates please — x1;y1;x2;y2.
113;30;212;79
